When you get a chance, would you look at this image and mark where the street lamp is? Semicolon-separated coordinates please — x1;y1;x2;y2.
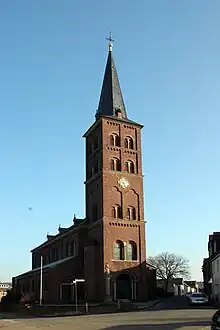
72;279;85;312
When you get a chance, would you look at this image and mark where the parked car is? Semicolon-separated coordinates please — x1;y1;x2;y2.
211;310;220;329
188;292;209;305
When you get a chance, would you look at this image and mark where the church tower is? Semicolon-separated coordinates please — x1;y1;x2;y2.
83;36;147;301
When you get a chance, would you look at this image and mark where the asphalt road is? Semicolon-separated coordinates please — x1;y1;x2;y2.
0;297;217;329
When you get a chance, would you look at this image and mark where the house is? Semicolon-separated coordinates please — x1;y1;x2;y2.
202;232;220;298
209;251;220;302
184;281;199;293
12;38;156;303
157;278;190;296
0;282;12;302
203;257;212;298
197;281;204;292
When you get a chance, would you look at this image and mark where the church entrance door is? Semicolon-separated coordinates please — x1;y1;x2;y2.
116;273;133;300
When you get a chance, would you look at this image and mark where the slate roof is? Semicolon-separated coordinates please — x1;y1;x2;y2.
96;49;127;120
14;256;75;279
31;217;85;253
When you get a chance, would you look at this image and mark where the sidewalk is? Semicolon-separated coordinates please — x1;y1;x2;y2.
0;299;161;319
36;299;161;317
133;299;160;310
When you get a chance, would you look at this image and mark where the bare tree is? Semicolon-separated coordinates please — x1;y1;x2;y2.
148;252;190;292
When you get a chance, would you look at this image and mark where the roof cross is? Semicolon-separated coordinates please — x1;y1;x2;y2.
106;32;114;52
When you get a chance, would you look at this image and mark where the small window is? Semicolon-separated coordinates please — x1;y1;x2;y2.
112;205;122;219
115;109;122;118
114;241;124;260
52;248;56;262
60;241;63;259
125;137;134;150
127;206;136;220
110;134;120;147
65;242;69;257
126;241;137;260
70;241;76;256
125;160;135;173
55;248;59;261
110;135;114;146
110;158;120;171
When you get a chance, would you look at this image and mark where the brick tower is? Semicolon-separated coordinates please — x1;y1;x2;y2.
83;37;147;302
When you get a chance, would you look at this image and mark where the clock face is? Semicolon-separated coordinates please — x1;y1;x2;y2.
118;177;130;189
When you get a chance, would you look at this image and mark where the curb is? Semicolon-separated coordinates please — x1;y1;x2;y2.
145;300;161;309
135;300;161;311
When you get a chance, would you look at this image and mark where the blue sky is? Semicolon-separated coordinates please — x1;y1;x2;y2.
1;0;220;281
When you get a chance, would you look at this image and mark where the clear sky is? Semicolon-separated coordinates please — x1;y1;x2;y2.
1;0;220;282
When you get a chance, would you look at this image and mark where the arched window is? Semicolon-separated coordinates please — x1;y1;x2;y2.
125;138;129;149
127;206;136;220
125;160;135;173
70;241;76;256
52;248;56;261
126;241;137;261
110;134;120;147
110;158;120;171
113;240;124;260
110;135;114;146
112;205;122;219
125;137;134;150
65;242;69;257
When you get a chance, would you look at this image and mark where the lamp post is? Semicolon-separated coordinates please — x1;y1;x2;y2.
73;279;85;313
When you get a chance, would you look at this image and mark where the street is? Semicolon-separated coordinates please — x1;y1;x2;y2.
0;297;217;329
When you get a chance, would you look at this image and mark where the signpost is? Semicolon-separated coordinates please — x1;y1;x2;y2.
72;279;85;312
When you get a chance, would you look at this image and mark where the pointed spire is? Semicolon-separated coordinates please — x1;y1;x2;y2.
95;34;127;120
